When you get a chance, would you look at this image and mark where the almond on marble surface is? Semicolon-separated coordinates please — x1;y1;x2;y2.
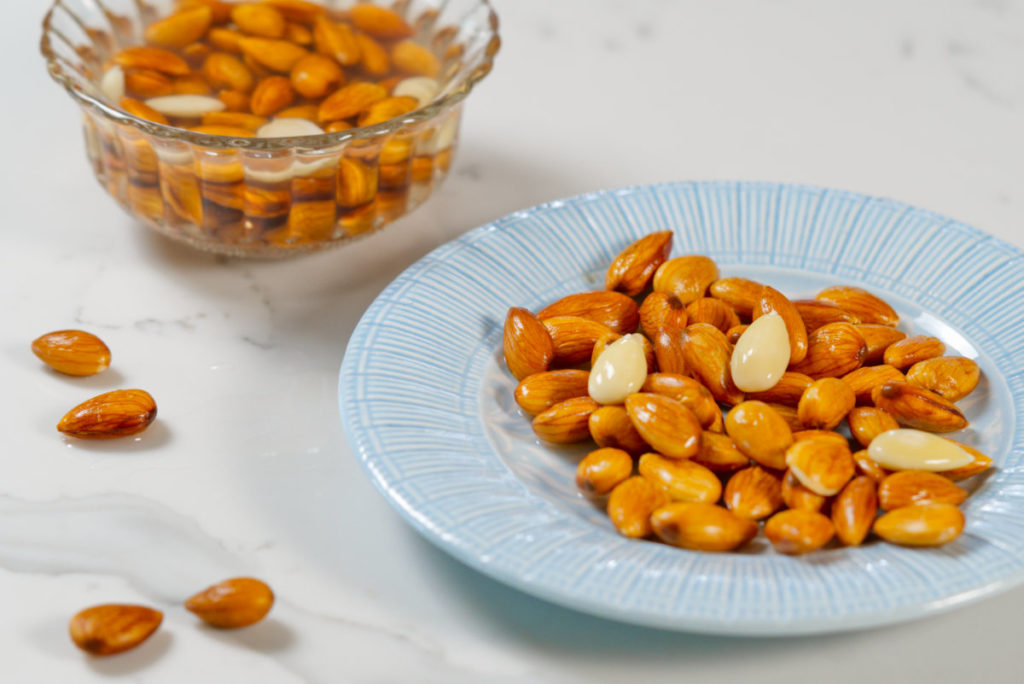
31;329;111;376
185;577;274;628
69;604;163;656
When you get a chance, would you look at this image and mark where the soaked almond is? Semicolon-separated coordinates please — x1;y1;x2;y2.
256;117;325;137
764;509;835;555
624;393;703;460
874;503;964;546
607;476;669;538
797;377;855;430
514;370;589;416
650;502;758;552
723;465;783;520
878;470;968;510
638;453;721;504
145;93;225;117
785;437;854;496
652;256;719;305
724;401;793;470
832;476;878;546
848;406;900;448
393;76;441;106
588;405;649;454
576;448;634;496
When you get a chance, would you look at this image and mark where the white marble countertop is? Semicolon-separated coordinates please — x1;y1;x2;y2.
4;0;1024;681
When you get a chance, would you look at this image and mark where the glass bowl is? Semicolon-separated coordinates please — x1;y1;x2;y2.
41;0;499;257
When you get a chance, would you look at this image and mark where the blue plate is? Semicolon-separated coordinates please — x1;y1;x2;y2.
339;182;1024;635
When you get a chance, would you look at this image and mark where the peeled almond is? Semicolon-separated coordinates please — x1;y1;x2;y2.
144;94;225;118
730;311;790;392
589;334;648;405
100;66;125;102
257;118;325;138
868;429;974;472
392;76;441;106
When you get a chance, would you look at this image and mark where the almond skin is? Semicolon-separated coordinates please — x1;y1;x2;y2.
639;453;721;504
69;604;163;656
576;448;634;496
238;37;308;73
906;356;981;402
589;405;649;454
785;436;855;496
652;255;719;305
841;364;905;405
31;330;111;376
790;322;867;379
349;3;415;39
502;307;553;381
250;75;294;116
145;6;213;47
856;324;908;364
793;299;859;332
878;470;968;510
289;53;344;99
640;373;720;430
357;95;419;127
650;502;758;552
747;372;814;407
232;3;287;38
693;432;751;473
638;292;688;338
781;469;827;512
873;503;964;546
538;291;640;334
753;285;808;364
607;476;669;538
724;401;794;470
542;316;614;366
708;277;763;319
313;15;361;66
832;476;878;546
764;509;835;555
848;406;900;448
816;286;899;326
624;393;703;459
652;328;687;375
723;465;783;520
114;46;190;75
514;369;589;416
797;377;855;430
680;323;744;405
606;231;673;296
939;440;993;481
871;382;968;433
532;397;600;444
185;577;274;628
57;389;157;439
685;298;741;333
883;335;945;370
391;40;441;77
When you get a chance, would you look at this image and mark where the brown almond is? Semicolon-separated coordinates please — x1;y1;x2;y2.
883;335;945;370
125;68;175;97
638;291;688;338
652;255;719;305
624;393;703;459
115;46;190;76
589;405;649;454
641;373;720;430
939;440;993;481
781;469;827;512
871;382;968;433
790;322;867;379
217;89;251;112
185;577;274;628
576;447;633;496
349;3;414;38
816;286;899;326
183;42;214;67
69;604;163;656
650;502;757;552
792;429;850;447
723;401;793;470
289;53;345;99
831;476;878;546
606;231;673;296
726;324;748;344
286;20;313;44
538;291;640;334
145;6;213;47
239;37;308;72
261;0;327;23
753;285;808;364
848;406;900;448
607;476;669;538
57;389;157;439
785;437;854;496
841;364;906;405
532;397;599;444
514;369;589;416
857;324;908;364
209;27;244;52
313;16;361;66
906;356;981;402
232;3;287;38
651;328;687;375
764;509;835;555
878;470;968;510
541;316;613;366
708;277;763;319
355;33;391;76
793;299;859;332
873;503;964;546
250;75;294;116
31;329;111;376
357;95;419;126
723;465;783;520
853;448;891;482
277;104;320;120
318;81;387;122
693;432;750;472
391;40;441;77
768;402;803;432
179;0;235;24
201;111;268;131
681;323;743;405
502;307;553;380
639;453;721;503
748;371;814;407
203;52;255;92
173;72;212;95
119;97;170;124
685;297;741;334
797;377;855;430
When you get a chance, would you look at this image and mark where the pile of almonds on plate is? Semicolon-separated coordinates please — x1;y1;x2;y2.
503;231;990;554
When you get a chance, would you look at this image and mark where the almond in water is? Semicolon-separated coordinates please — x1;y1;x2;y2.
69;604;162;656
31;330;111;376
58;389;157;439
185;577;274;628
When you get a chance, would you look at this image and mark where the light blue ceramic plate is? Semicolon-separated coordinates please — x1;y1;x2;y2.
339;182;1024;635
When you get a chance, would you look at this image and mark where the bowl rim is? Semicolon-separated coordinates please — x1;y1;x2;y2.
39;0;499;150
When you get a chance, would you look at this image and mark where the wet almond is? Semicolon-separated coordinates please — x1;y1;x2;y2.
753;285;808;364
639;453;722;503
793;299;859;331
538;291;640;335
681;323;743;405
145;6;213;47
185;577;274;628
232;3;287;38
816;286;899;326
576;448;634;496
871;382;968;433
514;369;589;416
349;3;415;39
781;469;826;512
708;277;763;319
58;389;157;439
239;37;308;72
313;16;361;66
606;231;673;296
650;502;758;552
391;40;441;77
640;373;720;430
503;307;554;380
115;46;191;75
358;95;420;127
857;324;908;364
841;364;905;405
639;292;688;338
685;298;741;334
883;335;945;370
624;393;703;460
542;316;614;366
724;401;793;470
693;432;750;473
873;503;964;546
32;330;111;376
652;255;719;305
651;328;687;375
607;476;669;538
797;377;855;430
853;448;891;482
723;465;783;520
289;53;344;99
868;428;974;471
532;397;600;444
832;476;878;546
785;437;854;496
764;509;835;555
878;470;968;510
906;356;981;402
848;406;900;448
69;604;163;656
790;322;867;379
318;81;388;122
589;405;649;454
250;75;295;116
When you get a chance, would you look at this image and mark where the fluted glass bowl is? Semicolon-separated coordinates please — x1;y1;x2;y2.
41;0;499;257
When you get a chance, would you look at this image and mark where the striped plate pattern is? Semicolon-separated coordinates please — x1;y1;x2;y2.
339;181;1024;634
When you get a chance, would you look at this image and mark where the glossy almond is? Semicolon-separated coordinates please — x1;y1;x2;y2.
748;372;813;407
355;33;390;76
764;510;835;555
726;324;748;344
793;299;859;331
853;448;891;482
119;97;170;124
708;277;763;319
391;40;441;77
589;405;649;454
185;577;274;628
313;16;361;65
792;429;850;447
514;369;589;416
638;292;688;337
878;470;968;510
640;373;720;430
652;255;719;305
797;377;855;430
542;316;614;366
883;335;945;370
57;389;157;439
723;465;783;520
785;437;854;496
871;382;968;433
318;81;388;122
873;503;964;546
201;111;268;130
607;476;669;538
651;328;687;375
724;401;794;470
173;72;212;95
624;393;703;459
69;604;163;656
146;6;213;47
781;469;827;512
125;68;174;97
218;89;251;112
841;364;905;405
857;324;908;364
650;502;758;552
831;476;878;546
289;53;344;99
250;75;294;115
576;447;634;496
685;298;741;333
179;0;235;24
848;406;900;448
502;307;553;380
906;356;981;402
816;286;899;326
532;397;600;444
261;0;326;23
939;440;993;481
606;231;673;296
357;95;419;126
681;323;743;405
286;20;313;44
209;27;244;52
753;285;808;364
639;453;721;503
31;329;111;376
693;432;750;472
768;402;803;432
538;291;640;334
238;37;308;72
232;3;287;38
115;46;190;75
790;322;867;379
350;3;414;38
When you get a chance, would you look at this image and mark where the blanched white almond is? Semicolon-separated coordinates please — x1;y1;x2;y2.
868;429;974;472
257;118;326;138
392;76;440;106
589;333;648;405
100;66;125;103
145;94;225;118
730;311;790;392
